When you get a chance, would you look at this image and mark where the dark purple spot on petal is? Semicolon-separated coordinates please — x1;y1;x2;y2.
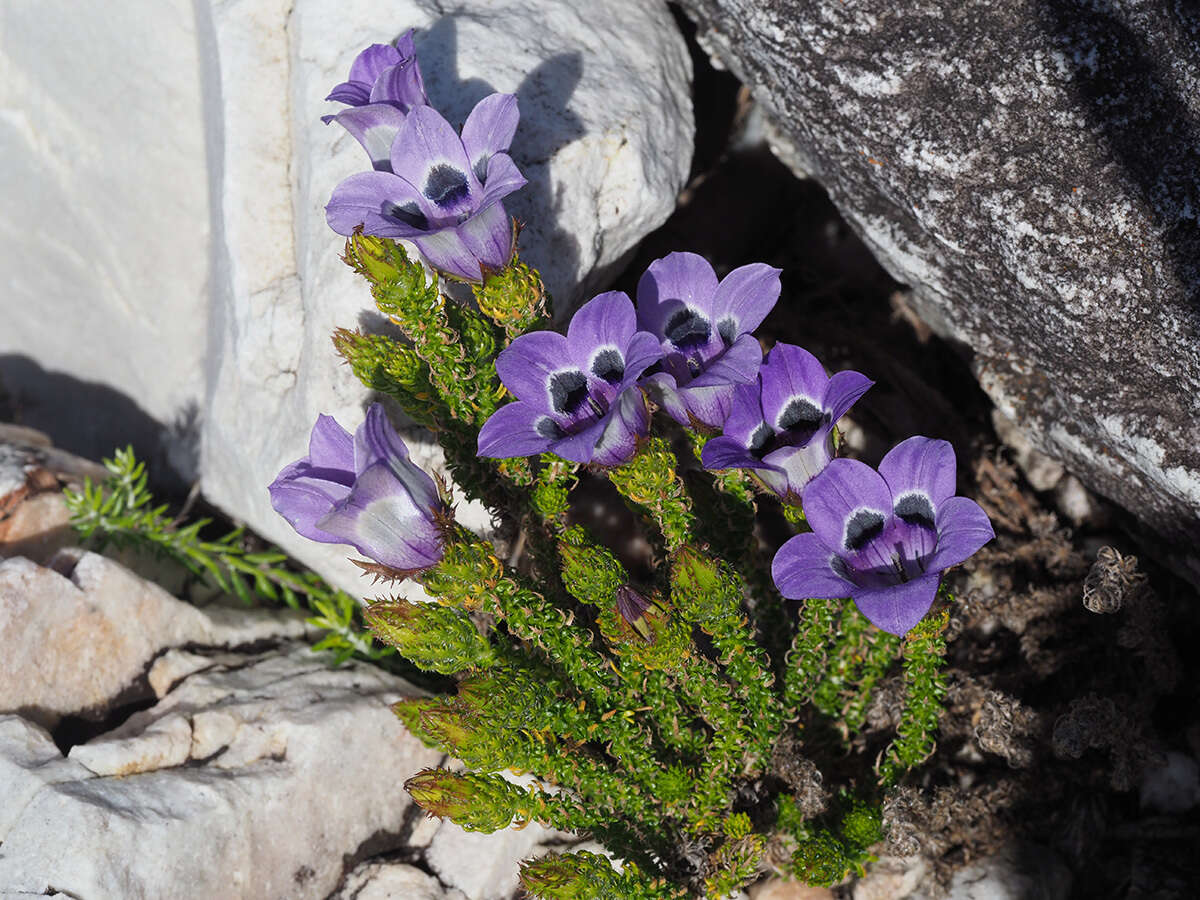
383;201;428;230
747;423;772;456
549;370;589;415
894;492;935;529
473;155;489;183
591;348;625;384
664;308;712;352
845;509;885;552
423;164;470;209
777;396;822;434
831;555;854;583
535;416;564;439
717;316;737;346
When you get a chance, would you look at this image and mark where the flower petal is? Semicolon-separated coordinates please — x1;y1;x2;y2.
760;343;830;433
477;401;557;459
772;532;856;599
412;227;483;282
852;573;941;635
762;435;834;500
717;382;770;450
700;434;772;471
878;436;957;510
495;330;571;407
686;333;762;389
353;404;441;512
458;202;514;274
461;93;519;180
330;104;407;171
308;414;354;471
326;81;371;106
619;331;667;392
369;60;427;111
349;43;402;85
925;496;995;572
823;369;873;425
635;251;720;338
476;153;527;210
708;262;782;339
317;461;443;570
566;291;637;367
802;457;893;555
326;171;431;239
389;105;478;218
676;383;736;429
268;470;352;544
641;372;689;425
591;389;649;467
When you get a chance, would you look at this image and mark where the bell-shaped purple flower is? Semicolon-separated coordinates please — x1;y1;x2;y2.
326;96;526;283
477;291;662;466
635;252;781;429
771;437;995;635
322;32;430;171
700;343;872;502
269;403;444;572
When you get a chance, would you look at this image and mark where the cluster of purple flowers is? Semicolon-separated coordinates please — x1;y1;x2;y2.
323;32;525;283
270;34;993;638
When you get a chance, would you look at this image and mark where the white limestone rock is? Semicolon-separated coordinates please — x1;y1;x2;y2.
0;716;92;842
0;1;210;468
424;817;579;900
0;643;443;900
0;551;312;726
332;861;468;900
2;0;693;598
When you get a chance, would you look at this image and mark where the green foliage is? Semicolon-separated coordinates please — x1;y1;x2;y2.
62;448;389;664
879;606;951;784
164;237;960;897
778;793;882;886
472;250;552;338
520;851;689;900
606;436;696;553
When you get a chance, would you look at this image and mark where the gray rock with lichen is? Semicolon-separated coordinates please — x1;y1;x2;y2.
678;0;1200;581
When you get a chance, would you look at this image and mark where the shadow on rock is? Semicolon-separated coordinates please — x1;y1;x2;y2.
0;355;197;496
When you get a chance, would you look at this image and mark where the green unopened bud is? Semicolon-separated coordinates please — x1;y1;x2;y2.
343;231;403;284
417;702;479;752
472;251;551;338
405;768;530;832
331;328;444;429
364;599;496;675
558;525;626;605
671;546;734;627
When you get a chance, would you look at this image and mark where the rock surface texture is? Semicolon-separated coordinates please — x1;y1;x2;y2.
680;0;1200;579
1;0;692;594
0;646;446;899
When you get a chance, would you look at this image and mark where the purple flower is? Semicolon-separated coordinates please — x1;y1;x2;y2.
326;95;526;282
322;32;430;171
771;437;995;635
700;343;872;502
269;403;444;572
476;291;662;466
635;252;780;429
